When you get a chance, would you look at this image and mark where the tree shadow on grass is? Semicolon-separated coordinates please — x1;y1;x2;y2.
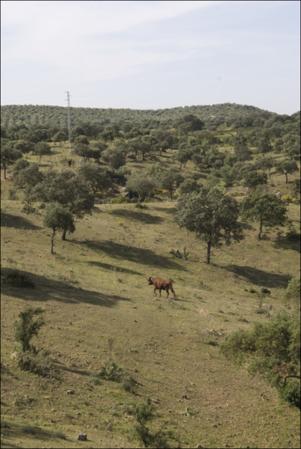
1;420;67;443
274;233;300;252
1;212;40;230
78;240;186;271
88;261;141;276
53;361;93;377
110;209;163;224
224;265;291;289
1;267;130;307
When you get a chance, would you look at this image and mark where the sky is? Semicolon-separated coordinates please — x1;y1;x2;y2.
1;1;300;114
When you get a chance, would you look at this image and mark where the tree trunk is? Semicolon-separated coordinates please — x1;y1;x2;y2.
258;218;263;240
169;189;173;200
206;240;212;264
62;229;67;241
285;172;288;184
3;164;7;180
51;228;56;254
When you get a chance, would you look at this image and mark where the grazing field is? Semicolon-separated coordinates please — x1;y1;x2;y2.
1;189;300;448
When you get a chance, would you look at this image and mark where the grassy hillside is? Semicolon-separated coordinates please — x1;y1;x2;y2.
1;181;300;448
1;103;300;448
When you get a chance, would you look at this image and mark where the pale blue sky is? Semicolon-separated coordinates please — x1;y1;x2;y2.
1;1;300;114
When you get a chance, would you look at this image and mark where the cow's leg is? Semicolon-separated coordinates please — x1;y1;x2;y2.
166;288;169;298
159;289;162;297
170;285;176;299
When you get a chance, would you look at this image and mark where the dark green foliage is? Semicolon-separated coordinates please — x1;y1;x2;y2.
14;163;44;190
122;375;137;393
126;172;157;202
135;423;171;448
0;141;22;178
176;187;243;263
17;350;56;378
32;170;95;217
221;313;300;408
160;169;184;199
244;170;268;189
102;146;126;169
178;114;204;133
176;147;194;167
280;380;300;408
257;134;272;153
96;361;137;393
128;399;173;448
98;361;124;382
277;159;298;184
234;134;252;161
12;158;30;175
285;277;300;300
178;178;200;195
14;307;45;352
13;140;34;154
33;141;52;159
133;399;154;424
78;163;111;195
44;203;75;251
242;190;287;239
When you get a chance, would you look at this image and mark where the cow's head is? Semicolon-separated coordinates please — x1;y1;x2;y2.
148;277;154;285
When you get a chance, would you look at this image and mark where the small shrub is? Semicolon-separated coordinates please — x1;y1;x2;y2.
14;307;44;352
221;329;256;361
134;399;154;424
135;423;172;448
122;375;137;393
280;380;300;408
17;350;57;378
286;277;300;300
98;361;124;382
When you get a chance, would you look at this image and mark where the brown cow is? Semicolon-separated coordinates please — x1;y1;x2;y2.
148;276;176;299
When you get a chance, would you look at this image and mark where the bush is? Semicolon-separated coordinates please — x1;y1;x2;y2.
135;423;171;448
2;269;35;288
14;306;44;352
285;277;300;300
98;361;124;382
122;375;137;393
280;380;300;408
17;350;57;378
221;312;300;408
134;399;154;424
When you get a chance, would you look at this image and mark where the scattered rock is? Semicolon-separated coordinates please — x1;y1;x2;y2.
261;287;271;295
66;389;75;395
10;351;18;360
106;422;113;432
78;433;87;441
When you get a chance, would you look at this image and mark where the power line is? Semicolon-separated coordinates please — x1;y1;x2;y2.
66;90;72;144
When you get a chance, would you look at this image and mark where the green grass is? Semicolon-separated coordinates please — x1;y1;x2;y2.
1;146;300;448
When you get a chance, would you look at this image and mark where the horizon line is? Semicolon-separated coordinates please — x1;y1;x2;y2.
1;101;300;116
